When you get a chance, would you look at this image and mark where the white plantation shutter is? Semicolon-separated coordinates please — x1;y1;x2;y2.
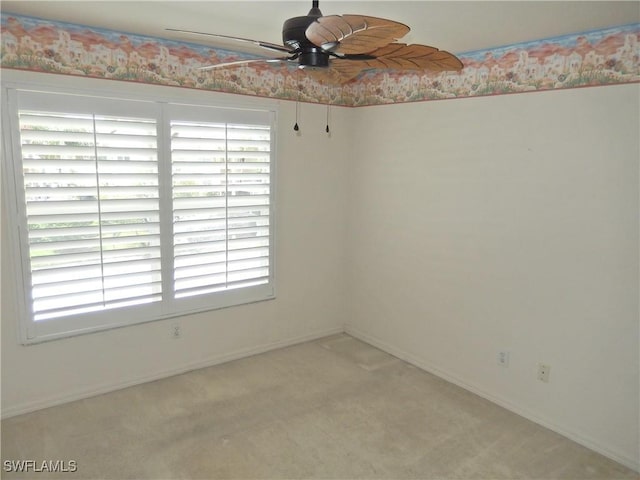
19;111;162;321
5;88;275;343
171;121;271;298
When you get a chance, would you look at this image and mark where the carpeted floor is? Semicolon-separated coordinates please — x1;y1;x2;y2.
1;334;637;479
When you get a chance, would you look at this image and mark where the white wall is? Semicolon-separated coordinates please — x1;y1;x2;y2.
345;84;639;470
0;71;350;417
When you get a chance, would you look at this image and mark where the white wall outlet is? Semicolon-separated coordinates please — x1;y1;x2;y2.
537;364;550;382
497;350;510;367
171;323;182;339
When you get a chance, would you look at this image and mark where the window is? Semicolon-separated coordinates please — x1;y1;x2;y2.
3;88;275;343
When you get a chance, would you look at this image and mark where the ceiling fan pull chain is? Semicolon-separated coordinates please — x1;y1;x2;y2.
325;104;330;134
294;70;301;132
294;99;301;131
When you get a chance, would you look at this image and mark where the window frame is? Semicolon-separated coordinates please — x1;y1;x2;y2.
2;79;277;344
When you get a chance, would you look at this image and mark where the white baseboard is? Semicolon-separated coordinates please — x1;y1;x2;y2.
345;324;640;473
1;326;344;420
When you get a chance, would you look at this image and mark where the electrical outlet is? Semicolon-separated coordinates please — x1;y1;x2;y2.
537;364;550;382
497;350;510;367
172;323;182;339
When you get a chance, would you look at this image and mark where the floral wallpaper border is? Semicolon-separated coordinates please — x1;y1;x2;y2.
1;13;638;107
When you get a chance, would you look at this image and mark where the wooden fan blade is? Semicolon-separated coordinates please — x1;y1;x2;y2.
166;28;293;56
200;58;289;71
348;43;464;72
305;15;409;55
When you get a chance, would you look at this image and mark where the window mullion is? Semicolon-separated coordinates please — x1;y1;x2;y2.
157;103;175;314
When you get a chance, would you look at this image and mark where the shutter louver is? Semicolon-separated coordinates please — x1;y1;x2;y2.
171;121;271;298
18;111;161;321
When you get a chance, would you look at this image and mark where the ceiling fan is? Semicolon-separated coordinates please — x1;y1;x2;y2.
167;0;464;84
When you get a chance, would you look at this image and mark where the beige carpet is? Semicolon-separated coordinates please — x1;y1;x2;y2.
1;334;637;479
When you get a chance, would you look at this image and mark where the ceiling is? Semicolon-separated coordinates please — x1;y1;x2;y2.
2;1;639;56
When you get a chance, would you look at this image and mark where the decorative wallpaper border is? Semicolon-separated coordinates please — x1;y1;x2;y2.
1;13;638;107
350;23;640;106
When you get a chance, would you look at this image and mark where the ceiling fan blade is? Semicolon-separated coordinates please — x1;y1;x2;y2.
166;28;293;56
306;15;409;55
345;43;464;72
199;58;290;71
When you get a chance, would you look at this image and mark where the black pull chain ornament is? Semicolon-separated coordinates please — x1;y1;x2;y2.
294;71;301;132
325;104;330;134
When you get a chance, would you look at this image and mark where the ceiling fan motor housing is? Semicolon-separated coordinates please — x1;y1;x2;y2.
283;6;330;69
298;48;330;69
